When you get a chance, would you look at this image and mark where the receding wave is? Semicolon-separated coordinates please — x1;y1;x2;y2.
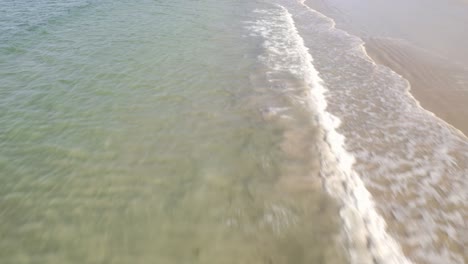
365;37;468;137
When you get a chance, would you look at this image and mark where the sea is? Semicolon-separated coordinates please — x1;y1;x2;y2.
0;0;467;263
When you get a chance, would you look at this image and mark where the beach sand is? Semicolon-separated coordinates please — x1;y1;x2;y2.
301;1;468;262
365;38;468;136
306;0;468;136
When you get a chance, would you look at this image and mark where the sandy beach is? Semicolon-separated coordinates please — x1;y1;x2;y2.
302;0;468;262
306;0;468;136
365;38;468;136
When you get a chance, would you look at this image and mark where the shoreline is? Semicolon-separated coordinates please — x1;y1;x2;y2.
297;1;468;262
364;38;468;137
303;0;468;138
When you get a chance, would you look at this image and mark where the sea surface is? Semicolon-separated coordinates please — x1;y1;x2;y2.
0;0;467;263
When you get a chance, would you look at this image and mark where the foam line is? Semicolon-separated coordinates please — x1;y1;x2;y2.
248;5;411;263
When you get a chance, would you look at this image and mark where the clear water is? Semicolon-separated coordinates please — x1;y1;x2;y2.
0;0;345;263
2;0;467;263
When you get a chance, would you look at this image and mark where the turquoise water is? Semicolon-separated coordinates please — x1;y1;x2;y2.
0;0;345;263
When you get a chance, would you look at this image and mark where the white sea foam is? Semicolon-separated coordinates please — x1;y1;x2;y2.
280;1;468;263
247;5;411;264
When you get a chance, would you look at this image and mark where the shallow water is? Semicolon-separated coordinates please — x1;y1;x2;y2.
2;0;467;263
0;0;346;263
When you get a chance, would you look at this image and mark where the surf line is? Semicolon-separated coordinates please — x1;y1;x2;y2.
275;4;412;264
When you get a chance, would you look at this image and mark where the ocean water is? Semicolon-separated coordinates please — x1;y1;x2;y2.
0;0;345;263
0;0;467;264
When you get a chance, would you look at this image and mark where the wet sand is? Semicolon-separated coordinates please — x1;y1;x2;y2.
306;0;468;136
365;38;468;136
300;0;468;262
